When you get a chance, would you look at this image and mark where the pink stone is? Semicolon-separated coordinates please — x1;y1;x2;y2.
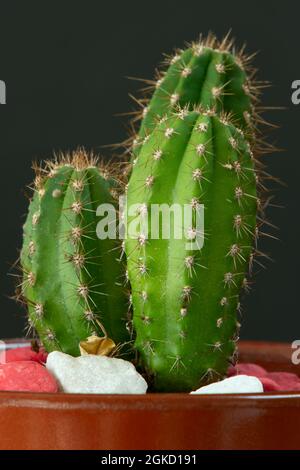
228;363;300;392
5;346;48;364
259;377;281;392
228;363;267;378
267;372;300;391
0;361;58;392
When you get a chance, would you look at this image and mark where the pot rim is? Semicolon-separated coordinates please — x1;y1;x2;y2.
0;390;300;406
0;340;299;406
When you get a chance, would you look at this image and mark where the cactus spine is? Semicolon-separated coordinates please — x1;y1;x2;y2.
21;150;129;356
125;109;258;391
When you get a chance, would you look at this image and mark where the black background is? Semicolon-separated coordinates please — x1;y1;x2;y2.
0;1;298;342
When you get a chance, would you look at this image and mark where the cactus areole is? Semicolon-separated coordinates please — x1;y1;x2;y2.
20;150;129;356
125;109;258;392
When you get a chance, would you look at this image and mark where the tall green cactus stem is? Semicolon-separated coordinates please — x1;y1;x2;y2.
21;150;129;356
125;109;258;391
131;34;258;160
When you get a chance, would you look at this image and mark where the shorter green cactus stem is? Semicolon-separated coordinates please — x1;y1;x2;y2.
21;149;129;356
126;108;258;392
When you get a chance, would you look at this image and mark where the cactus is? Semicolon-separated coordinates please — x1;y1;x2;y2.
20;149;130;356
131;34;259;160
125;108;258;391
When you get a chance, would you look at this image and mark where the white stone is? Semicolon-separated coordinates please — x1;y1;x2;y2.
190;375;263;395
46;351;148;394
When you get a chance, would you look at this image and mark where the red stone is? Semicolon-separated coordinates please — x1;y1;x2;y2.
228;363;267;378
5;346;48;364
0;361;58;392
267;372;300;391
228;363;300;392
259;377;281;392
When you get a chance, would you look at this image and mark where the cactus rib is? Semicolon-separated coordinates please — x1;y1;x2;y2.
125;109;257;391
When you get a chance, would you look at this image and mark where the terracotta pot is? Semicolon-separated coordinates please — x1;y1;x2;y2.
0;340;299;450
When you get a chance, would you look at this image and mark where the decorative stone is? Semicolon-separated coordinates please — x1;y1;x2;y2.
46;351;148;394
4;346;47;364
228;363;300;391
0;361;58;392
191;374;263;394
